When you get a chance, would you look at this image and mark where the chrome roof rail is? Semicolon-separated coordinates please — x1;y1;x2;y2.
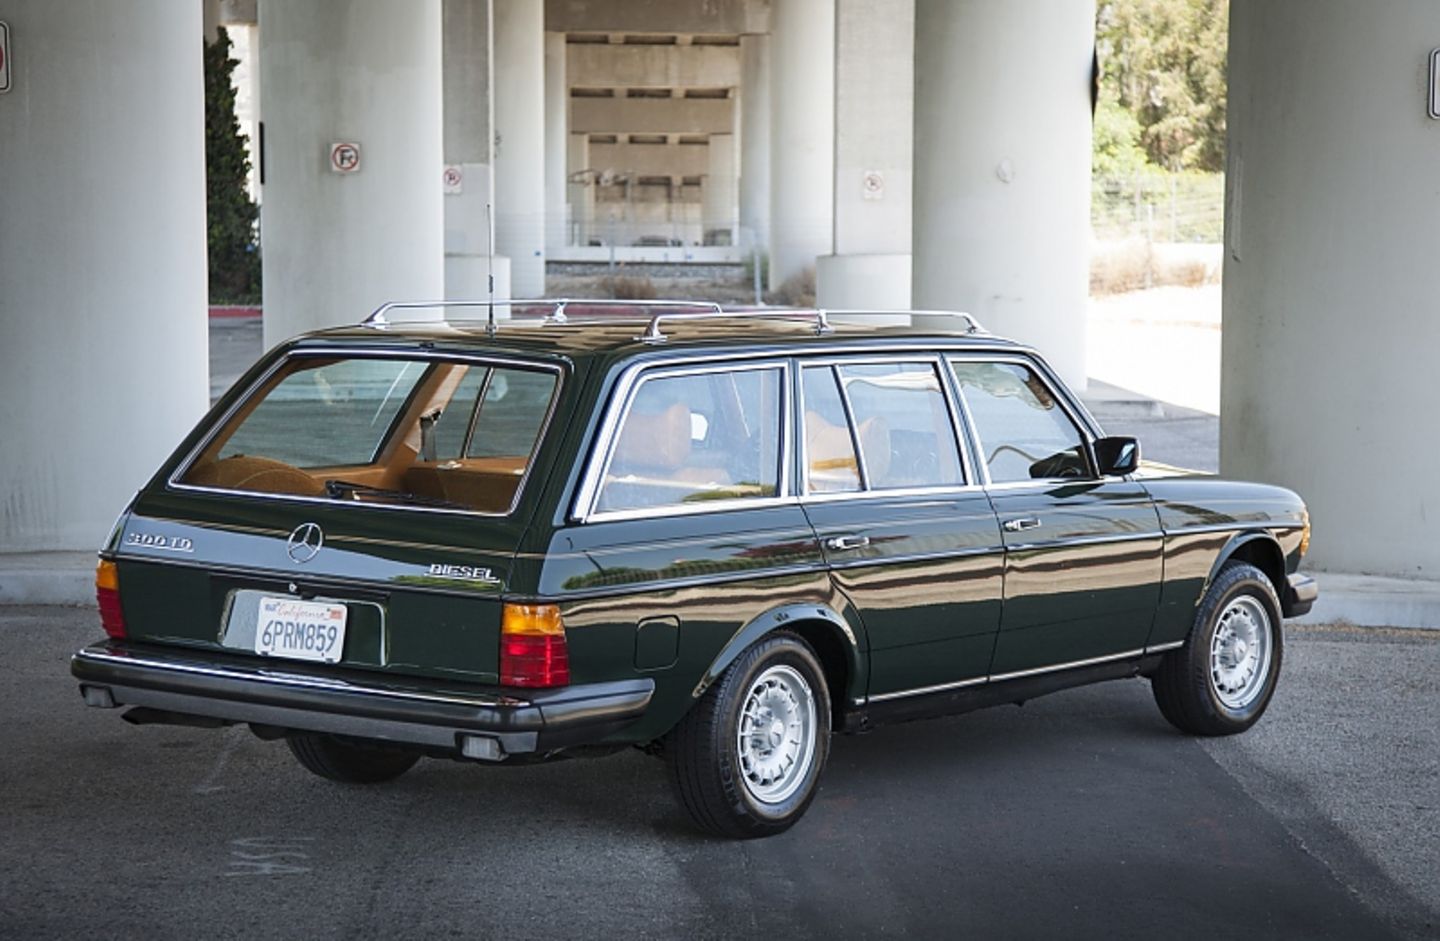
636;307;832;343
362;298;723;328
819;309;987;335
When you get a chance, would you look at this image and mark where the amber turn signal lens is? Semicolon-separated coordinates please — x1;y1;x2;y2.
95;559;126;639
1299;510;1311;558
501;603;565;636
500;603;569;688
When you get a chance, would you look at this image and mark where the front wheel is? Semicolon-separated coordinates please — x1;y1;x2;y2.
286;732;421;784
1152;561;1284;736
666;632;831;839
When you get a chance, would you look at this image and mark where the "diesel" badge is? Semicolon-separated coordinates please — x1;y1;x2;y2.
428;563;500;582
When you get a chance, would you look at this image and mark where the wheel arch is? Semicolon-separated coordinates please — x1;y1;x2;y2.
692;603;865;728
1207;531;1286;603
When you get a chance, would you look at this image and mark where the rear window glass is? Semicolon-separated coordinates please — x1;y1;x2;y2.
594;366;783;514
181;355;559;514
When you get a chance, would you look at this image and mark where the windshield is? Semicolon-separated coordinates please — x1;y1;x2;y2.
180;355;560;514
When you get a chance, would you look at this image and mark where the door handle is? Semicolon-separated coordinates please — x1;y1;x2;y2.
1002;517;1042;533
825;535;871;552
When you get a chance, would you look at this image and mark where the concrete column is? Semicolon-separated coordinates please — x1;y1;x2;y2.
0;1;208;551
568;133;594;247
259;0;444;345
444;0;511;302
1223;1;1440;576
817;0;914;313
703;133;738;245
912;0;1093;388
544;31;568;253
768;0;834;292
738;34;771;257
493;0;547;297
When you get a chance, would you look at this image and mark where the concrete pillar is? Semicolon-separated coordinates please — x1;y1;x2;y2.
544;31;568;253
1223;1;1440;576
817;0;913;313
259;0;444;345
493;0;547;297
738;34;771;257
568;133;594;247
444;0;511;303
0;1;208;551
703;133;738;245
912;0;1093;388
768;0;834;292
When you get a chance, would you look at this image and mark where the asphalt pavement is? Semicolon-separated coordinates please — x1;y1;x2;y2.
3;607;1435;940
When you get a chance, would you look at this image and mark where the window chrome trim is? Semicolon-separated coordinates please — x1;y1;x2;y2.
574;359;793;524
797;353;975;498
167;347;565;519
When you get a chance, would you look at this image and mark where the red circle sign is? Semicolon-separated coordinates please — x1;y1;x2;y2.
330;142;360;173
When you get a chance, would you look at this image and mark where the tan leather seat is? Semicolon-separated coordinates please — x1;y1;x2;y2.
185;455;327;497
804;411;890;490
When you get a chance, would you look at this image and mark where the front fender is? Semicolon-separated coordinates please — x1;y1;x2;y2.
1204;530;1285;595
692;602;865;704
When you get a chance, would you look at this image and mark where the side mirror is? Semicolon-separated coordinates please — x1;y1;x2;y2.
1094;436;1140;476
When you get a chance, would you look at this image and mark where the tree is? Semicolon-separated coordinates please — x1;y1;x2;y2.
1096;0;1228;172
205;27;261;303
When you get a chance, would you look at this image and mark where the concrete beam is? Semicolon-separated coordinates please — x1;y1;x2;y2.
545;0;767;35
588;141;709;177
567;42;740;88
571;96;734;134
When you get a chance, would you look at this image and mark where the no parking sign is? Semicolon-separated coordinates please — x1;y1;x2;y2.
0;21;12;94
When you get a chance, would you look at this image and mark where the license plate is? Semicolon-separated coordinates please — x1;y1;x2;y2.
254;597;347;664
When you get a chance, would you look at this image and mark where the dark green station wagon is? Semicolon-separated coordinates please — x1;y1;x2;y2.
73;301;1317;838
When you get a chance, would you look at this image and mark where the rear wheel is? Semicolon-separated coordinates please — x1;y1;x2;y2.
1152;561;1284;736
286;732;420;784
666;632;831;839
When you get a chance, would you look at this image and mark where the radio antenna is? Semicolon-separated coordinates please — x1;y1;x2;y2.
486;201;496;338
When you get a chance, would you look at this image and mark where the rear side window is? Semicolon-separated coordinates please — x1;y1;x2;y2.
949;360;1090;483
593;365;784;514
801;360;964;493
180;355;559;514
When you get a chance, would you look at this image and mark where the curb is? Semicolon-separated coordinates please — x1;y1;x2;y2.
0;553;96;607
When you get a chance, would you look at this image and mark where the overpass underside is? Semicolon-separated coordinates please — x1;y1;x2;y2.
0;0;1433;582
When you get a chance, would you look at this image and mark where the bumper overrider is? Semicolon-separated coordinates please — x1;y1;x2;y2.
1283;572;1318;618
71;642;654;760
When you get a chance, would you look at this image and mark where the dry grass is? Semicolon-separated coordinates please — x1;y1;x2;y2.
599;274;658;300
1091;239;1219;296
766;266;817;308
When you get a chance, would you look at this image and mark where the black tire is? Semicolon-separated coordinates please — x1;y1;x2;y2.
286;732;421;784
1152;561;1284;736
666;632;831;839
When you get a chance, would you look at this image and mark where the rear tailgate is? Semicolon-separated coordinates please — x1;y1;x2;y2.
114;488;520;684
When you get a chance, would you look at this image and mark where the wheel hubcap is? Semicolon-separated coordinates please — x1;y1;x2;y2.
1209;595;1273;709
736;664;817;805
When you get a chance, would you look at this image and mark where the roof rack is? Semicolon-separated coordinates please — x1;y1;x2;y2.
362;297;722;327
361;300;986;344
819;309;986;335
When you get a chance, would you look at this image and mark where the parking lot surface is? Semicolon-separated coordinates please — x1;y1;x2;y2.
2;608;1435;940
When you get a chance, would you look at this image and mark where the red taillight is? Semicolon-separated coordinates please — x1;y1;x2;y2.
499;603;569;688
96;559;126;639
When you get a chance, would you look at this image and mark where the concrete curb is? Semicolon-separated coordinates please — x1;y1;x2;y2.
1294;572;1440;631
0;553;97;607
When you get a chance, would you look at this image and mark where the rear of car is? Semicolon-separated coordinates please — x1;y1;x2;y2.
73;335;653;762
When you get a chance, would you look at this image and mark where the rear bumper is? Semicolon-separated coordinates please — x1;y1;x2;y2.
71;641;654;758
1283;572;1318;618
